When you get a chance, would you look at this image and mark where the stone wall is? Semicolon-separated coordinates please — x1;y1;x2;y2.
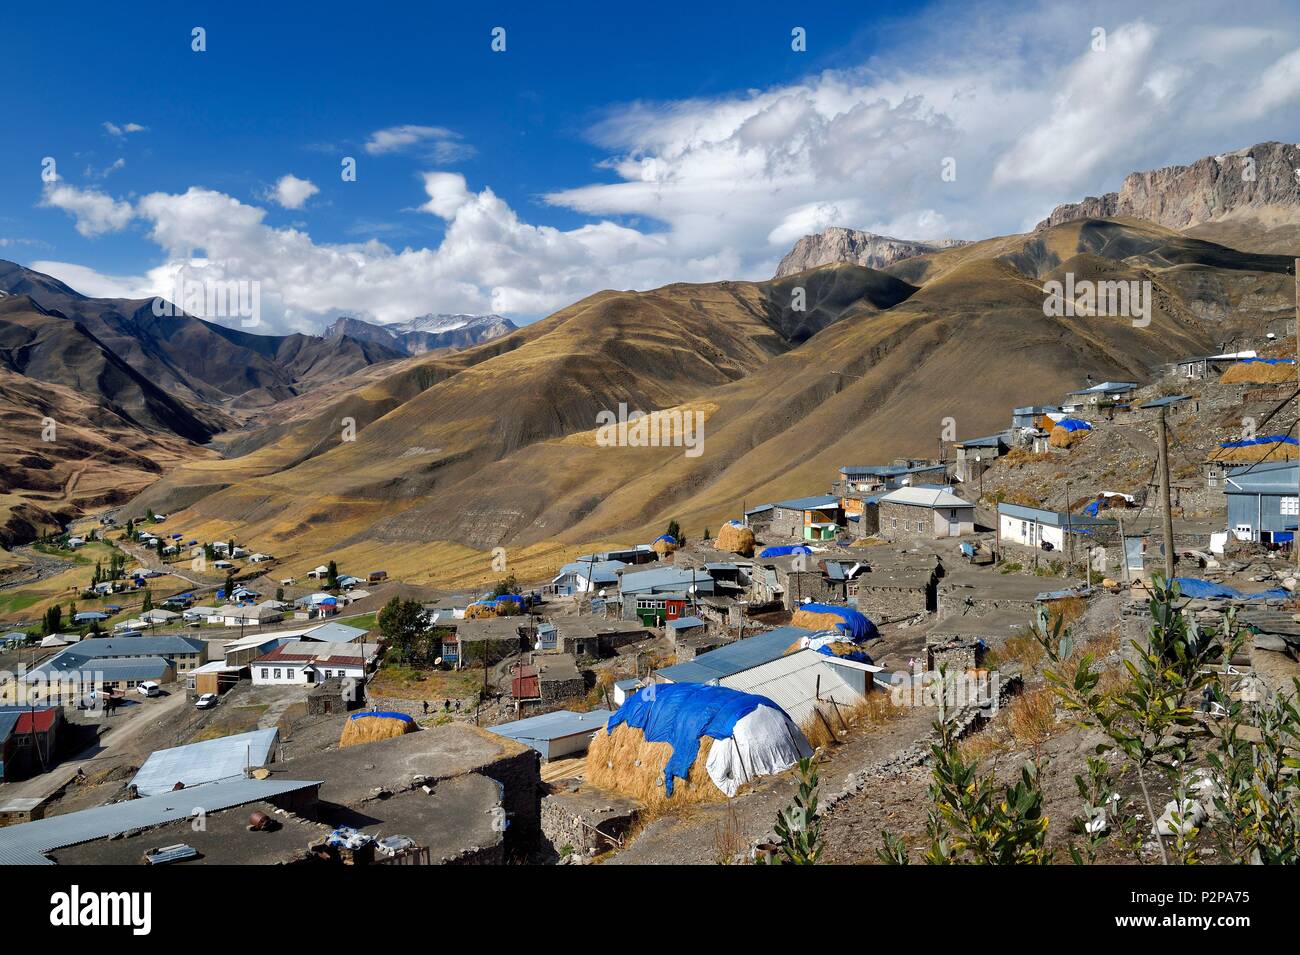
878;501;934;541
540;789;639;859
849;582;930;620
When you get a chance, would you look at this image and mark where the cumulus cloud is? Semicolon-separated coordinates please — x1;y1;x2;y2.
40;183;135;237
364;124;474;162
103;121;147;137
418;172;472;218
271;174;319;210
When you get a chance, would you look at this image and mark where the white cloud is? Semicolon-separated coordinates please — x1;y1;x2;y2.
364;124;474;161
271;174;319;210
103;121;147;137
40;183;134;237
418;172;472;218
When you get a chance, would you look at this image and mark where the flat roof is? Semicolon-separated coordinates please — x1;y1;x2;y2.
0;778;321;866
488;709;612;744
130;729;279;797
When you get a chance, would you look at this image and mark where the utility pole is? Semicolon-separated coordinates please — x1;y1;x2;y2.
1155;405;1176;581
1117;513;1131;591
1064;478;1073;571
1294;257;1298;571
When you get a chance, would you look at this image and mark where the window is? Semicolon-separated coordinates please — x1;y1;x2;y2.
273;668;282;679
261;668;269;679
1282;497;1299;516
285;670;295;680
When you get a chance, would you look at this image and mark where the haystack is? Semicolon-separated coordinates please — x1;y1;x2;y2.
1049;424;1089;448
338;711;417;748
464;602;497;619
1220;359;1296;385
586;723;724;808
791;608;853;633
652;536;679;557
714;522;755;557
1210;436;1299;463
790;603;877;642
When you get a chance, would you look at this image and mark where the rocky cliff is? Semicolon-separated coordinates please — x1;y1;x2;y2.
774;228;967;278
1035;141;1300;232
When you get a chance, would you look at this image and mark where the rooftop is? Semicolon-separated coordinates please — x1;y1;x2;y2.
881;486;974;509
130;729;279;797
656;625;813;683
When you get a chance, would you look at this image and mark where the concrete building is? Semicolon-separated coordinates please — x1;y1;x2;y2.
997;502;1116;552
2;635;205;705
249;640;380;686
0;706;62;781
746;495;845;540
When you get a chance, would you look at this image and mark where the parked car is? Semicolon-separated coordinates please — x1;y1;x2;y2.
194;693;219;710
137;681;160;697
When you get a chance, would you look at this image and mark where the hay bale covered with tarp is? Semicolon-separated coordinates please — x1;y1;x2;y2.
757;544;813;558
784;632;874;664
790;602;878;643
339;710;418;748
1211;435;1299;463
465;601;498;619
1049;417;1092;448
586;683;811;803
1220;357;1296;384
652;534;679;557
714;520;756;557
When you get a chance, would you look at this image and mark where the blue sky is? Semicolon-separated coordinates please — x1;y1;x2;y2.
3;0;1298;332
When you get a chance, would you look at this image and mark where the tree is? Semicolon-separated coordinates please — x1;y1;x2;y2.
275;586;285;602
490;574;520;598
665;520;681;543
326;560;339;590
224;572;235;599
43;604;63;636
703;527;710;541
141;589;153;614
378;597;429;666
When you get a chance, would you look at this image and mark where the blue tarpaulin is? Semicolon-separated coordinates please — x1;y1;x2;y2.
1084;500;1101;517
1235;357;1295;365
815;642;873;664
797;602;878;642
348;710;414;723
654;534;678;545
606;683;783;796
959;541;976;558
1056;418;1092;432
758;545;813;558
1172;578;1289;600
1217;434;1298;449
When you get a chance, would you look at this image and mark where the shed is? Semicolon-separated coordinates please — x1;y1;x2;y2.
130;728;279;796
487;709;613;760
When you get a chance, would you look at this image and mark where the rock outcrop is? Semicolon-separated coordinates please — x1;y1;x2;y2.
774;228;967;278
1035;141;1300;232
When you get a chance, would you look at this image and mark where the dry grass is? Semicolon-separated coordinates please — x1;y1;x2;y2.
1208;440;1299;463
985;630;1045;672
1002;448;1052;467
585;723;727;809
790;608;850;633
1003;686;1058;752
1220;360;1296;384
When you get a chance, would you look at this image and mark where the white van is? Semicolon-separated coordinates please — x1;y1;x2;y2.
137;681;161;697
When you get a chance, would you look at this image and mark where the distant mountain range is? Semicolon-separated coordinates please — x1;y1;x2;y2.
324;313;517;355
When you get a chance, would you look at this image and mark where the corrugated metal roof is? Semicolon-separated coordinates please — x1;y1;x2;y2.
488;709;612;745
1224;461;1299;495
667;616;706;631
997;502;1116;527
0;777;320;865
305;622;369;643
720;649;864;725
881;487;973;509
619;566;717;595
656;626;813;683
772;494;841;511
130;729;279;797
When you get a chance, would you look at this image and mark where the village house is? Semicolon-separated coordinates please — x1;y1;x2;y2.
217;601;285;628
511;654;585;704
0;706;63;781
1011;406;1059;429
878;486;975;540
616;566;716;624
846;557;942;618
1225;461;1298;545
1065;380;1138;409
997;502;1117;553
2;635;207;704
834;461;948;497
953;433;1009;483
541;616;648;658
1167;350;1256;380
746;494;845;540
249;640;380;686
549;559;626;596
